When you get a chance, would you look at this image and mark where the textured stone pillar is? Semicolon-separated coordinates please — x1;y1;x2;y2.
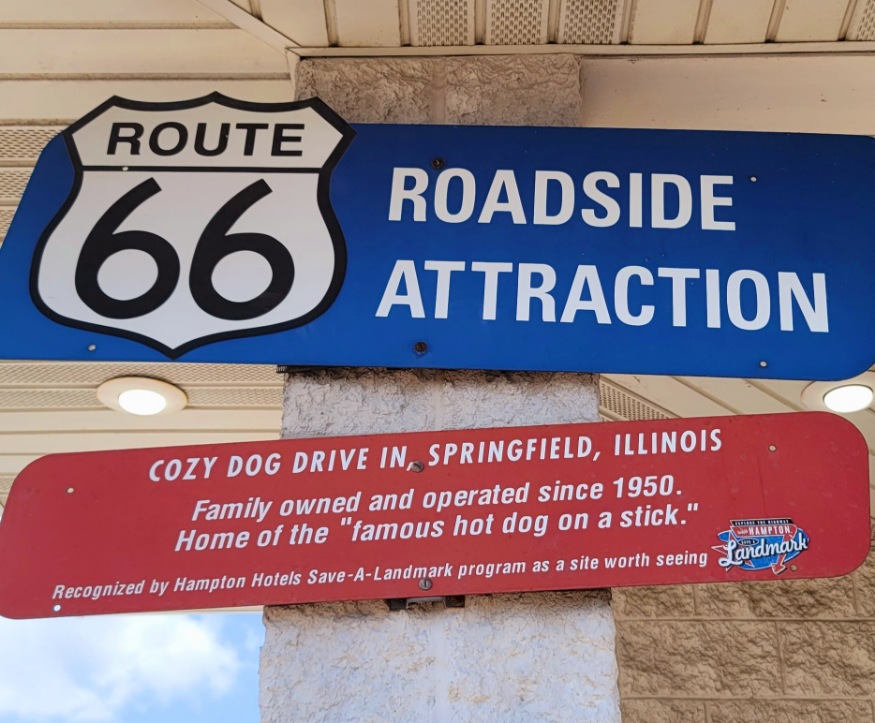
259;370;619;722
258;55;619;722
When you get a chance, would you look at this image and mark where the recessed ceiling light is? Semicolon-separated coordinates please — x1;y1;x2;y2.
822;385;874;414
801;372;875;415
97;377;187;416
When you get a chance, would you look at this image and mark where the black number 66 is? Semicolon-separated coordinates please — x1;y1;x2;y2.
74;178;294;321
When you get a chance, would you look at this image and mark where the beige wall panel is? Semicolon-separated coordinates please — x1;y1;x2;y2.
260;0;329;46
0;29;286;76
0;0;233;27
704;0;773;44
0;80;294;122
580;56;875;134
629;0;700;44
775;0;848;42
334;0;401;46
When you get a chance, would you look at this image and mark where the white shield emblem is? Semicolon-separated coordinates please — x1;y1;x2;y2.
32;94;354;357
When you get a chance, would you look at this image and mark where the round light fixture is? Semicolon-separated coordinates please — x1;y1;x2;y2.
801;372;875;414
822;384;874;414
97;377;187;416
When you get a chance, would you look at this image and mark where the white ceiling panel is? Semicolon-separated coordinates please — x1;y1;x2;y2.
0;410;281;432
0;29;286;76
608;372;875;513
0;170;29;205
847;0;875;40
0;431;276;455
0;362;283;505
0;456;39;477
0;80;293;123
0;0;233;27
839;409;875;455
410;0;475;46
558;0;623;44
742;378;807;408
334;0;402;46
0;209;13;238
704;0;773;44
606;375;733;418
0;362;283;387
675;377;797;416
580;56;875;134
259;0;329;46
628;0;701;44
0;127;62;162
486;0;549;45
776;0;849;42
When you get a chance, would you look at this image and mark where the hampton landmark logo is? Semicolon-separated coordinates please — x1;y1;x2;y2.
714;517;809;575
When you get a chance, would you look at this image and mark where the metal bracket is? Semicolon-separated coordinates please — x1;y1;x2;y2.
387;596;465;611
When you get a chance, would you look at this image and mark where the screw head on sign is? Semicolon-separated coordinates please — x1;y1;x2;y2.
407;461;425;473
431;158;445;170
414;341;428;354
419;578;433;591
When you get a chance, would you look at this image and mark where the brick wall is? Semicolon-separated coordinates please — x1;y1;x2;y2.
615;529;875;722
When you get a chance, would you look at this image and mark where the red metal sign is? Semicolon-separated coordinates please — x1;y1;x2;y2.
0;412;869;619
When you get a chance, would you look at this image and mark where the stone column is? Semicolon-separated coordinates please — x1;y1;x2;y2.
259;55;619;722
260;370;618;721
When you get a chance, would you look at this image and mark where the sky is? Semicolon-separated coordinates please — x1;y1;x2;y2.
0;611;263;723
0;501;263;723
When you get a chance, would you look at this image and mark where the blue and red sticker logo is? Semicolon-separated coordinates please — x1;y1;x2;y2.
714;518;809;575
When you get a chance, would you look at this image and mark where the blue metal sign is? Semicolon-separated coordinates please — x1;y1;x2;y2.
2;94;874;379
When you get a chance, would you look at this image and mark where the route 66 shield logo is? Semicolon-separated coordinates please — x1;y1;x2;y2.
31;94;354;357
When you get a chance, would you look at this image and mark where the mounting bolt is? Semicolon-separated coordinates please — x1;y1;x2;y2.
407;461;425;473
414;341;428;354
759;360;767;368
431;158;445;170
419;578;433;591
